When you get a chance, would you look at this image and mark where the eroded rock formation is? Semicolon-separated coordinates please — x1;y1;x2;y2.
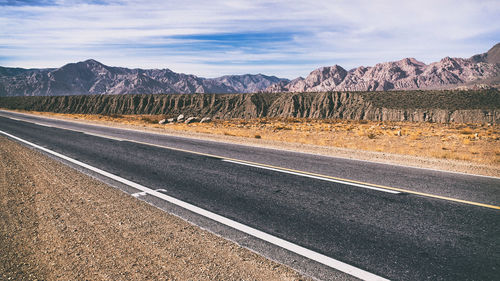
1;90;498;123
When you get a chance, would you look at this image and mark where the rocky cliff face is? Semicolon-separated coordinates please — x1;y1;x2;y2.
2;90;498;124
266;43;500;92
0;60;288;96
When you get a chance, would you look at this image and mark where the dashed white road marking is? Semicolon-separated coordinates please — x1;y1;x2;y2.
83;131;124;141
0;129;390;281
131;191;148;197
6;117;23;121
33;122;53;128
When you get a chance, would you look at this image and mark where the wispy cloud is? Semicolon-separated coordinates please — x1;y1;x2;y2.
1;0;499;78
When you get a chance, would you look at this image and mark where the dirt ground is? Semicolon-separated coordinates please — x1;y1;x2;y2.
0;136;310;280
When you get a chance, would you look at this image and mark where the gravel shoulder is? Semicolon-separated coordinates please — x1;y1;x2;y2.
0;136;309;280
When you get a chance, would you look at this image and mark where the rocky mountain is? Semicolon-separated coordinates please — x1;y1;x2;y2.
211;74;284;93
0;59;288;96
265;43;500;92
2;43;499;96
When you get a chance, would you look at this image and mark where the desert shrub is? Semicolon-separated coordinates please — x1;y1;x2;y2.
141;117;158;124
459;127;474;135
105;113;123;118
274;125;291;130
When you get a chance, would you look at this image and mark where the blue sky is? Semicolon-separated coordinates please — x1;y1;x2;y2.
1;0;499;78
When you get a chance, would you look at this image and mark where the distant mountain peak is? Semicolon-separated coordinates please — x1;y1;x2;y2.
264;42;500;92
82;58;101;64
485;43;500;65
399;57;426;66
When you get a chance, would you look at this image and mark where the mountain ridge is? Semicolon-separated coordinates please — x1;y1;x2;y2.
0;59;288;96
265;43;500;92
1;43;499;96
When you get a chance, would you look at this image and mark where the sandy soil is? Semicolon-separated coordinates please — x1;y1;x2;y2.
0;136;310;280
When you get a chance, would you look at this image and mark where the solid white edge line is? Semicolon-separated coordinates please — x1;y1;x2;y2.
223;159;400;194
0;129;390;281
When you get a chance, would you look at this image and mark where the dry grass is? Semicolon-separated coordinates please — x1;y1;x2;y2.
20;111;500;166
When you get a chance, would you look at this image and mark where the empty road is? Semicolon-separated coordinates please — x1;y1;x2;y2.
1;110;499;280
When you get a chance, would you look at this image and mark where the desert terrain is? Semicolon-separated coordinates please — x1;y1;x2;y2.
2;1;499;279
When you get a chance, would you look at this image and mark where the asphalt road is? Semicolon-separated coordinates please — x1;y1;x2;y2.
1;111;499;280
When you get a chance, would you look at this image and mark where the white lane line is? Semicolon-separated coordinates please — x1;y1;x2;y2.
83;131;124;141
7;116;24;121
223;159;401;194
9;116;123;142
9;115;124;142
0;129;389;281
33;122;53;128
132;191;148;197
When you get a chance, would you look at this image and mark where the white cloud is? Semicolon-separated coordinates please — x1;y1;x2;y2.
0;0;499;78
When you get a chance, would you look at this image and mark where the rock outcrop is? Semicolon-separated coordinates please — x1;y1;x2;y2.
265;43;500;92
1;90;498;124
0;59;288;96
